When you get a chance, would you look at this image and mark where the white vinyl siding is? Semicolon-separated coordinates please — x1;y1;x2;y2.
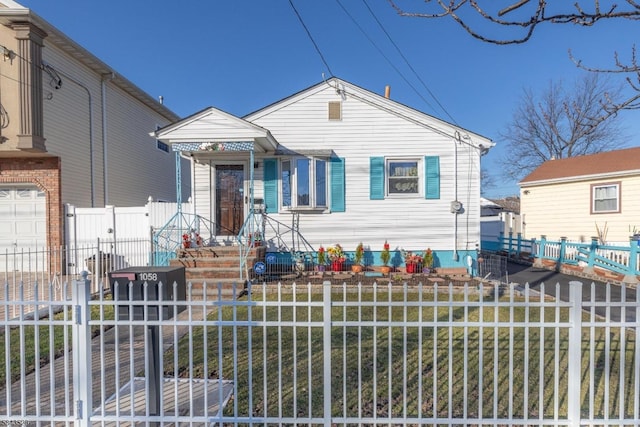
40;44;188;208
246;83;484;252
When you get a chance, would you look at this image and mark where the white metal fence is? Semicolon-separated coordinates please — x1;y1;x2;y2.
1;278;639;426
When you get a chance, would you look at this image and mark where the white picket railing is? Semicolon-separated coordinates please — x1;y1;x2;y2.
0;278;639;426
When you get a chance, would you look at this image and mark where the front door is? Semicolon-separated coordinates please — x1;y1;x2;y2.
215;164;245;236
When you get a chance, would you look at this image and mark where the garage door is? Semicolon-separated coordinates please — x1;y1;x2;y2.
0;185;47;253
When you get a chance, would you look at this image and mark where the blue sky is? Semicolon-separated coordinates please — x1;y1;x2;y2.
19;0;640;197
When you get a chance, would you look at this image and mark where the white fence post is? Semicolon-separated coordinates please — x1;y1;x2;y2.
567;281;583;426
323;281;332;427
72;272;92;427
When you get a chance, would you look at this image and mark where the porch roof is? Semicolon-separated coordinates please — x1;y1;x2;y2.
152;106;279;153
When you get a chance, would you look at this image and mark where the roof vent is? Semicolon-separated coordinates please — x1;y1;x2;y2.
328;101;342;121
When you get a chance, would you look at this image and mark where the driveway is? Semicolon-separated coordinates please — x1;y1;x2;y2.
506;260;637;323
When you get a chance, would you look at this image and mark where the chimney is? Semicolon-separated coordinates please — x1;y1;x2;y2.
384;85;391;99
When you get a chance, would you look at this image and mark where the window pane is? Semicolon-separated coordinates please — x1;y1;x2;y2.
593;184;618;212
297;158;310;206
282;160;291;207
388;160;419;194
315;159;327;207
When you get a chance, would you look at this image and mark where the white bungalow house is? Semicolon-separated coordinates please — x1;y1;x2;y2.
154;78;493;271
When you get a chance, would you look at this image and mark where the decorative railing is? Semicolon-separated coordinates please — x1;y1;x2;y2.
237;210;316;282
152;212;216;266
489;232;640;282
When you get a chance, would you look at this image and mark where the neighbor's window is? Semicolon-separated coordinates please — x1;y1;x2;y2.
592;182;620;213
387;159;420;195
155;125;169;153
281;157;327;208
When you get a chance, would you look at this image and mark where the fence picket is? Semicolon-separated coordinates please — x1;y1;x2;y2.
1;279;639;425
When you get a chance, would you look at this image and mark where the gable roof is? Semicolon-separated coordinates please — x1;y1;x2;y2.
244;77;494;150
153;106;278;152
520;146;640;185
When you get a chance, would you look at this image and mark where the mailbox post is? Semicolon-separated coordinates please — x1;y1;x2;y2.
108;266;186;420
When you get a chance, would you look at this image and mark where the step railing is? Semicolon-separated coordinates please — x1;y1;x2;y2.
152;212;216;266
237;210;316;283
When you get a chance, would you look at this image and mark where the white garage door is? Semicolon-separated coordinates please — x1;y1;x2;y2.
0;185;47;253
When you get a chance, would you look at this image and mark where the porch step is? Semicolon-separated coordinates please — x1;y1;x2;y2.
170;245;265;300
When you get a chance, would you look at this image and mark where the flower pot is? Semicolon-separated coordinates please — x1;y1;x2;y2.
351;265;363;273
406;263;420;273
380;265;391;275
331;260;344;272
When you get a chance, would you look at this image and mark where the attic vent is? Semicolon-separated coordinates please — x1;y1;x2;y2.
328;101;342;121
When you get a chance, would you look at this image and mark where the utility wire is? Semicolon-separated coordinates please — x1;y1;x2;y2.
335;0;439;115
360;0;459;125
288;0;334;77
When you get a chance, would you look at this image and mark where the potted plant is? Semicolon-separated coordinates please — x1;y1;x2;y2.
351;242;364;273
403;250;423;274
317;245;326;272
380;240;391;274
423;248;434;274
327;244;346;271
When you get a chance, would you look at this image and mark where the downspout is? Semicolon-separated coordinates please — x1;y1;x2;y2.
453;131;460;262
101;72;115;205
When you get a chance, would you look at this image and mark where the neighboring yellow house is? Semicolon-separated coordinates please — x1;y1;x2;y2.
519;146;640;244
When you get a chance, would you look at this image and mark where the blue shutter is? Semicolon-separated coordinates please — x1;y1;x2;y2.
330;157;345;212
370;157;384;200
424;156;440;199
263;158;278;213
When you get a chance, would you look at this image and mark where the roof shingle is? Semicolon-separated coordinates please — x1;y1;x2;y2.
520;146;640;184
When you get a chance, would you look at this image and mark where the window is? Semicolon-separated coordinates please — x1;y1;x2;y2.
592;182;620;213
387;159;419;195
281;157;327;209
264;157;344;213
370;156;439;200
155;125;169;153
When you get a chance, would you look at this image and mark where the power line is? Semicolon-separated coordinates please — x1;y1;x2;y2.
288;0;334;78
360;0;459;125
335;0;441;115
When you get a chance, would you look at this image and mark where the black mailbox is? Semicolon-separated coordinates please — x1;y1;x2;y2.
108;266;186;320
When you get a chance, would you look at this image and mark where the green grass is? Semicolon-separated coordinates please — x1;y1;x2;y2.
165;291;638;421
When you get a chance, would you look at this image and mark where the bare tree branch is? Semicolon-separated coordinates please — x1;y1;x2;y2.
499;74;625;181
388;1;640;44
388;1;640;114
